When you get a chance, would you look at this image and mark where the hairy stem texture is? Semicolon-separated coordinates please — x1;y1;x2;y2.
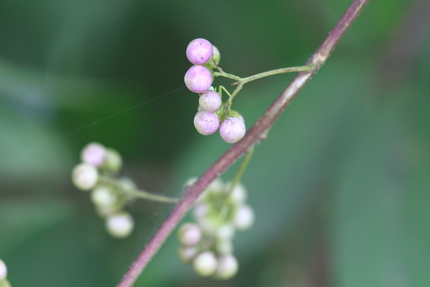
117;0;370;286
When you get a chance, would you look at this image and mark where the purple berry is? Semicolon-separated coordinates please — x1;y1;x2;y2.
185;65;213;93
81;142;106;167
219;117;246;143
194;110;220;135
186;38;213;65
199;90;222;112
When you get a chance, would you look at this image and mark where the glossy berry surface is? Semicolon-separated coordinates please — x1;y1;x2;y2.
186;38;213;65
184;65;213;93
199;90;222;112
219;117;246;143
194;110;220;135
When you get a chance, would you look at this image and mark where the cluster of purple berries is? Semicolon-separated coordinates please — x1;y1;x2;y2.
72;142;135;238
184;38;246;143
178;178;254;279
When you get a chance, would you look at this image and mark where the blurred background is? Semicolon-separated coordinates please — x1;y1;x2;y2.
1;0;430;286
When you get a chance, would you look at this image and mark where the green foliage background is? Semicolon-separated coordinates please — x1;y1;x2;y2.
1;0;429;286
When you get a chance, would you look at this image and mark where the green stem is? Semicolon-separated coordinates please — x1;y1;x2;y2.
100;176;179;204
226;146;254;196
219;147;254;218
238;65;313;84
126;189;179;204
214;65;313;104
214;65;312;86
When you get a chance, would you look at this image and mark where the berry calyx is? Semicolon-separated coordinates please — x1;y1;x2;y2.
194;110;220;135
199;90;222;112
219;116;246;143
186;38;213;65
185;65;213;93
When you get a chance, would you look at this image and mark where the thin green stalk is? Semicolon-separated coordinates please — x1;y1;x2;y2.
126;189;179;204
226;146;254;196
215;65;313;104
238;65;313;84
100;176;179;204
218;147;254;219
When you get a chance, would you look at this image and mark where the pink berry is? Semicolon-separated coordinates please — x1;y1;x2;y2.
81;142;106;167
219;117;246;143
199;90;222;112
194;110;220;135
186;38;213;65
185;65;213;93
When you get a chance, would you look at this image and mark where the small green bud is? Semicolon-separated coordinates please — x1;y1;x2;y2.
211;45;221;65
103;148;122;172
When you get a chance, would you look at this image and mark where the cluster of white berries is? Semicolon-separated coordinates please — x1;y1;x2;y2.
72;142;135;238
185;38;246;143
178;178;254;279
0;259;10;287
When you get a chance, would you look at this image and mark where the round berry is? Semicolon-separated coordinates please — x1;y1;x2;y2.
193;252;218;276
227;182;247;205
72;163;98;191
104;148;122;172
219;116;246;143
106;212;134;238
214;254;238;279
233;205;254;230
91;186;116;208
185;65;213;93
81;142;106;167
194;110;220;135
186;38;213;65
0;259;7;281
199;90;222;112
178;223;202;247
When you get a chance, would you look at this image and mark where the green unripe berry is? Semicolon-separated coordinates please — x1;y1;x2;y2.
193;252;218;277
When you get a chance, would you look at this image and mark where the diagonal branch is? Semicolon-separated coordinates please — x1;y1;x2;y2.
117;0;371;286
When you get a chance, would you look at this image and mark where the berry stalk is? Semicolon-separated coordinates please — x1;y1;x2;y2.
117;0;371;286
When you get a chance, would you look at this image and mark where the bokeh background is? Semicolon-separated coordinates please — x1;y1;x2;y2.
1;0;430;286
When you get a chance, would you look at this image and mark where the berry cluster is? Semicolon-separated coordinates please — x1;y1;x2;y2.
184;38;246;143
72;142;135;238
178;178;254;279
0;259;10;287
